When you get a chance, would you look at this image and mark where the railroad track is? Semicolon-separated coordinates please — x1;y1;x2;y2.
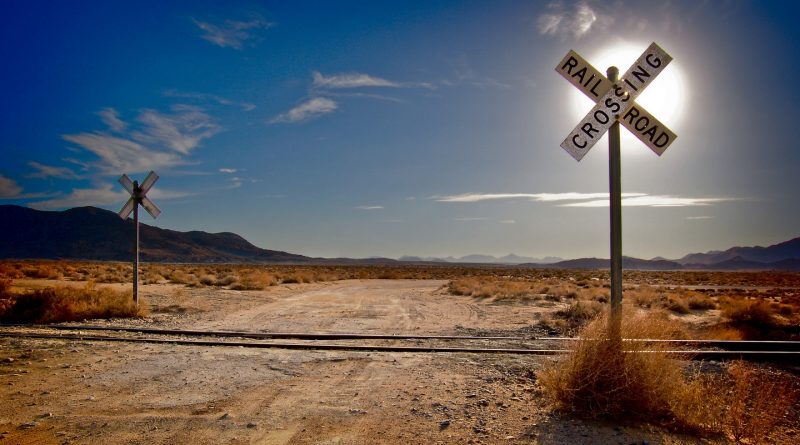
0;324;798;362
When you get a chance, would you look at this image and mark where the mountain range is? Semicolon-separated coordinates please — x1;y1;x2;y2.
1;205;799;271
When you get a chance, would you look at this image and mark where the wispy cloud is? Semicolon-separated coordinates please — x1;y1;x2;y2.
687;215;713;220
432;192;646;203
499;219;516;224
433;192;735;208
219;168;237;174
192;16;273;50
97;108;126;133
62;105;219;174
27;162;81;180
538;1;613;40
0;175;23;198
132;105;220;155
270;97;337;124
561;196;734;208
454;217;487;221
27;183;128;210
312;71;434;90
163;90;256;112
28;182;191;210
356;205;384;210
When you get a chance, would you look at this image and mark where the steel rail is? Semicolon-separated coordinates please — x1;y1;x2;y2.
2;324;798;351
0;331;798;362
0;324;524;341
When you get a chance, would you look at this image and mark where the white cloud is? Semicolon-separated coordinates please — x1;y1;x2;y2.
163;90;256;112
312;71;434;90
356;205;384;210
270;97;338;124
432;192;646;203
454;217;487;221
0;175;23;198
132;105;220;155
97;108;127;133
499;219;516;224
62;132;185;174
219;168;237;173
63;105;219;174
432;192;735;208
686;215;713;220
27;162;80;180
28;182;191;210
28;183;129;210
192;16;273;50
538;1;613;39
561;196;733;208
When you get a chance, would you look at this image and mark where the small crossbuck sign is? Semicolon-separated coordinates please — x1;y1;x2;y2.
118;171;161;219
555;42;676;161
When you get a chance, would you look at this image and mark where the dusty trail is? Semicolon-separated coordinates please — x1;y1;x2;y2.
0;280;725;444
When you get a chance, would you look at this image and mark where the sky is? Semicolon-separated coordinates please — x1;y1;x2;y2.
2;0;800;261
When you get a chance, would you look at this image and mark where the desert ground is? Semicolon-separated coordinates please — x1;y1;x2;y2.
1;263;799;444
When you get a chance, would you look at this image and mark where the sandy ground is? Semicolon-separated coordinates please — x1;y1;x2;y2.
0;280;735;444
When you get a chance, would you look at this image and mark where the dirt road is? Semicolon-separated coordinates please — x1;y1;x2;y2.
1;280;720;444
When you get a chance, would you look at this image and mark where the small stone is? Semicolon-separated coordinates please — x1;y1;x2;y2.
246;422;257;429
348;409;368;415
439;419;451;430
38;412;53;418
19;421;38;430
86;395;95;401
219;413;231;420
4;357;14;363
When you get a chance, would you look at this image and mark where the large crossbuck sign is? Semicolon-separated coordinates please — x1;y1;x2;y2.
556;42;677;161
554;42;676;340
118;171;161;305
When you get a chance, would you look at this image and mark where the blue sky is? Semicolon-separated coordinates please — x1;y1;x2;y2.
2;1;799;260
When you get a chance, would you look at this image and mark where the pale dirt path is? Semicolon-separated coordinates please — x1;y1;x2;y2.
0;280;725;445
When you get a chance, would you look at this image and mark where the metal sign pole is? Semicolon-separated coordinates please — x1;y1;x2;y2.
607;67;622;341
133;181;140;306
118;171;160;308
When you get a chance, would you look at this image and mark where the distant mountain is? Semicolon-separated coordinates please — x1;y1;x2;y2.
523;256;683;271
678;237;800;265
397;253;562;265
0;205;311;263
3;205;798;271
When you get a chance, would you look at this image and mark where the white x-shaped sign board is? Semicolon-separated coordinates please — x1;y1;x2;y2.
118;170;161;219
556;42;677;161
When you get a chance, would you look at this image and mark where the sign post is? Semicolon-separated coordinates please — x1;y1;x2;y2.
555;43;676;339
118;171;161;305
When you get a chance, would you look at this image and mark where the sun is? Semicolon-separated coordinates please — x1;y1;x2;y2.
569;41;687;153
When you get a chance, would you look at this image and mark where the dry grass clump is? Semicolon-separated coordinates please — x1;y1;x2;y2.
0;280;145;323
447;277;579;302
538;309;687;420
231;270;278;290
538;309;798;442
552;300;604;331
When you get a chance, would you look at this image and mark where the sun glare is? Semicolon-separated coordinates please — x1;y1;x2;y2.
569;42;687;154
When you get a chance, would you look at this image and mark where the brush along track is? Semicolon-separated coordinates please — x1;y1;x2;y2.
1;325;799;362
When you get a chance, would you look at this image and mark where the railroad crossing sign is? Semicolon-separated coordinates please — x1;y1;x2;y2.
554;42;676;340
118;170;160;305
556;42;676;161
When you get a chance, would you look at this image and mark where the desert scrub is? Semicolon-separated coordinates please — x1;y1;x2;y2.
0;280;145;323
538;309;798;441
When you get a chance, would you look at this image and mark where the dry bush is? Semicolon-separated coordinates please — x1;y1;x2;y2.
538;309;688;421
687;294;716;310
0;281;145;323
554;300;604;331
721;362;797;443
538;309;798;441
231;270;277;290
722;300;777;328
